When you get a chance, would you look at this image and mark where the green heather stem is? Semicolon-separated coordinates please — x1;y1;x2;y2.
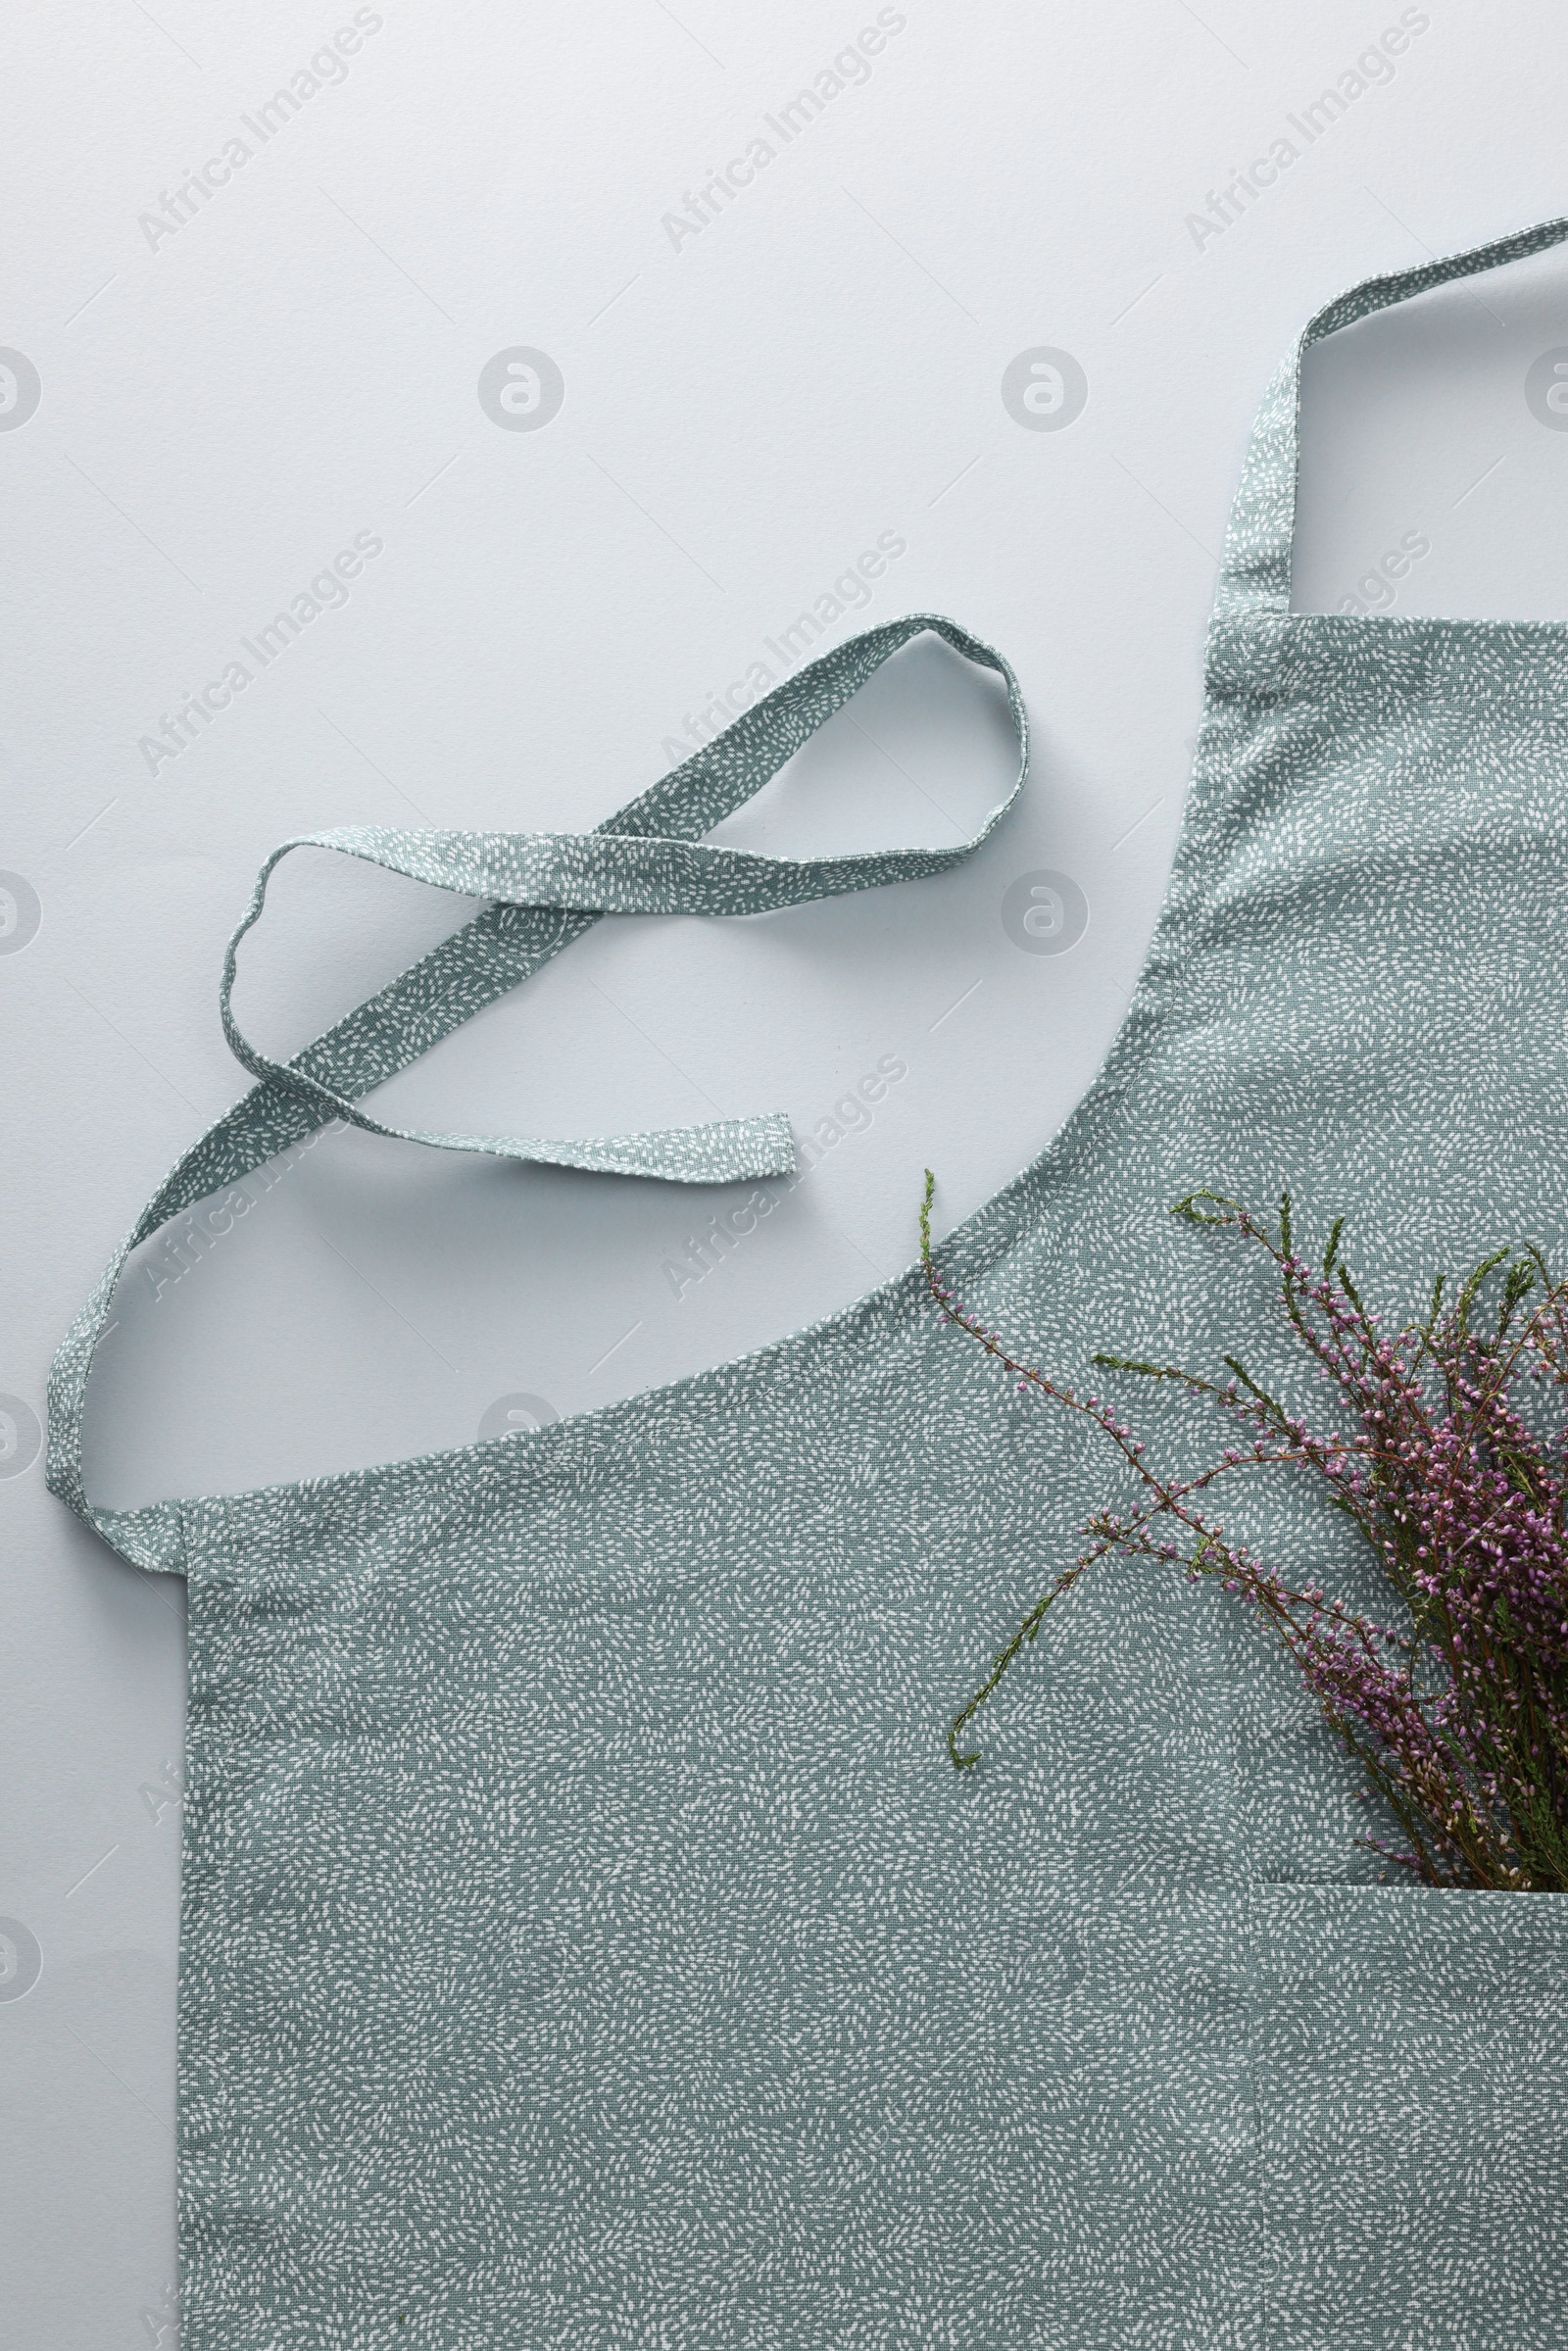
916;1171;1568;1886
920;1171;1333;1772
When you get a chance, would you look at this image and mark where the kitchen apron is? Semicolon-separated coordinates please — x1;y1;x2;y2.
49;220;1568;2349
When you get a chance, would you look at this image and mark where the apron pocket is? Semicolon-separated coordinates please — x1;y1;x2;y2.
1250;1884;1568;2351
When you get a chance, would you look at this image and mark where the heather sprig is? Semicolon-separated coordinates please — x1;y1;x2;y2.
920;1171;1568;1888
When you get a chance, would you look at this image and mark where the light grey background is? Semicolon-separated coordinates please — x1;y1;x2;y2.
5;3;1568;2341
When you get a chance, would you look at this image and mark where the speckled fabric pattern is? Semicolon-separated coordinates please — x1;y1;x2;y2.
51;220;1568;2348
1250;1886;1568;2346
46;612;1026;1576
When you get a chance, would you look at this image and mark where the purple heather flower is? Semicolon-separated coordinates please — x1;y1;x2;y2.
926;1183;1568;1884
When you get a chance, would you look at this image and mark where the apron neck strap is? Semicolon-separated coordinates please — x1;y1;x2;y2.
1216;213;1568;623
47;612;1028;1574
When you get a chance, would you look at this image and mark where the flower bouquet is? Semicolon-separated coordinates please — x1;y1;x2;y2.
923;1177;1568;1889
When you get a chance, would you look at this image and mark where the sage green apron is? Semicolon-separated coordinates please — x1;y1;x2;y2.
50;221;1568;2349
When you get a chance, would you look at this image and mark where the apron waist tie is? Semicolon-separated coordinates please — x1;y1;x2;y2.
46;612;1030;1570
